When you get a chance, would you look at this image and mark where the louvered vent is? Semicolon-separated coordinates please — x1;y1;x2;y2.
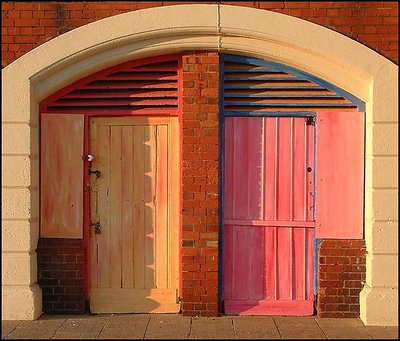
222;55;363;113
44;59;179;113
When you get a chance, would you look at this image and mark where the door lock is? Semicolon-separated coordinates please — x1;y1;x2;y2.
90;168;101;178
86;154;94;162
91;222;101;234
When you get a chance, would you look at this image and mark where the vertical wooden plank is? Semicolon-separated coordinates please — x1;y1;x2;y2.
232;225;249;299
110;126;122;288
233;117;249;219
290;118;294;221
274;118;279;220
277;117;291;221
169;117;180;291
156;125;168;289
144;125;156;289
97;124;111;288
89;120;99;289
224;118;234;220
40;114;84;238
248;226;265;300
223;224;233;300
293;228;304;299
274;226;278;299
306;228;314;300
277;227;291;300
264;117;276;221
307;123;315;222
121;126;134;289
247;117;263;220
264;226;275;300
133;126;145;288
293;119;306;221
289;119;294;300
276;118;291;300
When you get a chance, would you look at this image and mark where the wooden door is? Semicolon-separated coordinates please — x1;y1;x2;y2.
89;116;180;313
223;116;315;315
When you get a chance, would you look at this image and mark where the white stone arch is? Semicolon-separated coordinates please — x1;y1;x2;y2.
2;4;398;325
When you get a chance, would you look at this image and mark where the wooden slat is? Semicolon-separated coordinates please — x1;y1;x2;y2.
133;126;146;289
110;126;122;288
51;98;178;107
121;126;134;288
156;125;169;289
247;118;263;220
97;124;111;288
93;116;171;126
169;117;180;290
84;81;177;90
144;126;156;289
64;89;178;99
224;118;234;220
90;121;99;288
232;117;249;219
264;117;276;221
40;114;84;238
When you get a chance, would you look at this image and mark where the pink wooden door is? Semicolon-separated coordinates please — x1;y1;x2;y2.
224;116;315;315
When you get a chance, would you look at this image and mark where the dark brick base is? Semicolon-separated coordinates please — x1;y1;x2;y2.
317;239;366;318
37;238;86;314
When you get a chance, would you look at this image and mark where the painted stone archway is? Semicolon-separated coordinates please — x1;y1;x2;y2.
2;4;398;325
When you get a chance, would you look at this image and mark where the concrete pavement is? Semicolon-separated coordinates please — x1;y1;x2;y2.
2;314;398;339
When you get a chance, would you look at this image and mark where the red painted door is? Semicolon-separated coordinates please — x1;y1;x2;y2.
223;116;315;315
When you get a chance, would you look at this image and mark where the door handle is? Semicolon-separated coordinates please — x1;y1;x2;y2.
91;222;101;234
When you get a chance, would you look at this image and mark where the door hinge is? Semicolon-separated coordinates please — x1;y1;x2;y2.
306;116;315;125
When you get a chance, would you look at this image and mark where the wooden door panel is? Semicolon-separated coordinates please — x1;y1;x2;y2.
40;114;84;238
315;111;364;239
90;117;179;313
224;116;315;316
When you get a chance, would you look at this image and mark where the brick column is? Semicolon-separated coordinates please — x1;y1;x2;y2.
181;51;220;317
37;238;86;314
317;239;366;318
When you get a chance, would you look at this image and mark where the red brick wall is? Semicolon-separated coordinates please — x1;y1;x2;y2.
181;51;220;317
1;1;398;67
317;239;366;318
37;238;86;314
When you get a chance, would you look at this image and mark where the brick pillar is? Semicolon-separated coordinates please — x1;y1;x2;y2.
317;239;366;318
37;238;86;314
181;51;220;317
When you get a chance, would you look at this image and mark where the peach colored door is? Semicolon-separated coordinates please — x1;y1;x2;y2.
89;116;180;313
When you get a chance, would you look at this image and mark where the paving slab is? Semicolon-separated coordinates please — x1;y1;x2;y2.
52;316;109;339
315;318;372;339
98;314;150;339
190;317;235;339
1;321;21;337
365;326;399;339
232;316;281;339
144;314;191;339
274;316;326;339
3;319;65;339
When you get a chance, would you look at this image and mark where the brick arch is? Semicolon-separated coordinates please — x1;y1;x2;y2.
2;4;398;324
